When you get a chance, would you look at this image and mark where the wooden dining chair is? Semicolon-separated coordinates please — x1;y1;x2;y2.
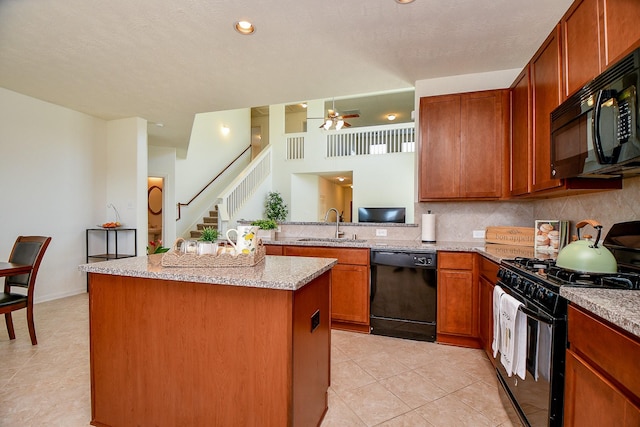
0;236;51;345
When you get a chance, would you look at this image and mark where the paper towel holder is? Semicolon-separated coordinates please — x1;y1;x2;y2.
422;210;436;244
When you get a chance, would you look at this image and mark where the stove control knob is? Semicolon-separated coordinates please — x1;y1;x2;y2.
545;290;556;303
525;282;535;298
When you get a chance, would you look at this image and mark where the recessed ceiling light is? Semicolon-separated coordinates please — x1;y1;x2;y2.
395;0;415;3
387;114;397;121
234;20;255;35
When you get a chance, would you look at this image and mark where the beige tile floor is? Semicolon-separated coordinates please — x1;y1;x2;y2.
0;293;521;426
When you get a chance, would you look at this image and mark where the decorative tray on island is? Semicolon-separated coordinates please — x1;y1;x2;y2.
161;239;266;268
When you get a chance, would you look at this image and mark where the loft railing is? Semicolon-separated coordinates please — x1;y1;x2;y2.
326;123;415;158
286;136;305;160
217;145;272;226
176;145;251;221
285;123;415;160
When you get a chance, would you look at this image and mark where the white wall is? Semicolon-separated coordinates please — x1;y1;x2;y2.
106;118;148;256
149;146;177;246
0;88;107;302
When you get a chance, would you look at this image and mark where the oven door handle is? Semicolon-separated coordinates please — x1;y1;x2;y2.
518;305;556;326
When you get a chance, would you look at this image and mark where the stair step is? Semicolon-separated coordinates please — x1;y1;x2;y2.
197;223;219;230
203;217;217;223
190;230;203;239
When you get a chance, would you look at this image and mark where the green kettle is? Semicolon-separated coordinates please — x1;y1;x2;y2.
556;220;618;274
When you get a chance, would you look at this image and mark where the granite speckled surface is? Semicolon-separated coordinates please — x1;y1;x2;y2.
560;287;640;337
80;237;640;338
79;254;337;291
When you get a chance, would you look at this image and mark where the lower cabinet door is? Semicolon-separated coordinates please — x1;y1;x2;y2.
437;269;476;336
331;264;369;325
564;349;640;427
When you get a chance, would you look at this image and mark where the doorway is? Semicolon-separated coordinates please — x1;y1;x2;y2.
147;177;164;245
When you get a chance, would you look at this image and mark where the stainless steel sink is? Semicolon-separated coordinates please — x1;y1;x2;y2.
297;237;367;243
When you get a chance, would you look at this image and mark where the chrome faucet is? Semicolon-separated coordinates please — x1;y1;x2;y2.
324;208;344;239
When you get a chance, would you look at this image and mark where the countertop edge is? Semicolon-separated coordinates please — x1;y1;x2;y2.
560;287;640;337
80;255;338;291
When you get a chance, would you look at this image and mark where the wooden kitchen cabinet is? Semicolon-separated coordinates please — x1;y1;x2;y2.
264;244;283;255
531;25;563;193
436;252;480;348
561;0;602;98
510;66;532;197
419;90;509;201
477;255;499;359
561;0;640;99
565;304;640;426
598;0;640;69
282;245;370;333
565;351;640;427
509;23;622;199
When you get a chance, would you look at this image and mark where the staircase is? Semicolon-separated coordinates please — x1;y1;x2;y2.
185;145;272;239
189;207;219;239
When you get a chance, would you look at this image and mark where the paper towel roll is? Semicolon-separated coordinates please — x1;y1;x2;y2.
422;213;436;243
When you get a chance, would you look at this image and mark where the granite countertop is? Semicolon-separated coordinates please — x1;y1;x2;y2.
560;287;640;337
79;254;337;291
81;237;640;338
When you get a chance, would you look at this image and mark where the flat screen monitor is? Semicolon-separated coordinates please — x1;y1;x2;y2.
358;207;405;223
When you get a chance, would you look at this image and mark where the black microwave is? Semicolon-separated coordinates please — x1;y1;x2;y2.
551;47;640;179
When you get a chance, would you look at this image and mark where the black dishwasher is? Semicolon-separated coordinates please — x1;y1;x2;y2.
370;250;437;341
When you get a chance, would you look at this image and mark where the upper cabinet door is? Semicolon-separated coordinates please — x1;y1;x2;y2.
600;0;640;67
510;66;532;197
531;26;563;193
419;91;507;201
460;91;508;199
562;0;602;98
419;95;461;199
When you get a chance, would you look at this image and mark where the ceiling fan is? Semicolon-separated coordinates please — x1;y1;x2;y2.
310;99;360;130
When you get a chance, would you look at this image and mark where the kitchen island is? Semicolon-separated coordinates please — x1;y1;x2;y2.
80;254;337;427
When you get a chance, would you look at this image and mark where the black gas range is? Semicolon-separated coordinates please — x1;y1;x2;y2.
494;221;640;427
499;257;640;313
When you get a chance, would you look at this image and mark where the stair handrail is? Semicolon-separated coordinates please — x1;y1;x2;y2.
216;145;272;232
176;144;252;221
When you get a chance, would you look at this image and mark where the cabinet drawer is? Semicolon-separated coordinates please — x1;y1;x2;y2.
568;305;640;398
438;252;474;270
283;246;369;265
264;244;283;255
479;256;499;282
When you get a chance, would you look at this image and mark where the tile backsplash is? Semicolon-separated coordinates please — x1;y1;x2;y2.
415;201;534;242
533;175;640;239
416;175;640;243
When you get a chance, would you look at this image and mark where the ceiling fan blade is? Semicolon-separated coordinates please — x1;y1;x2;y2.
343;121;352;127
341;114;359;119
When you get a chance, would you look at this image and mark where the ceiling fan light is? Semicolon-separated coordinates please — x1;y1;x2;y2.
323;119;332;130
336;120;344;130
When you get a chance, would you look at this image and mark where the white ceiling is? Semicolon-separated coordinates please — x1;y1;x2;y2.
0;0;573;153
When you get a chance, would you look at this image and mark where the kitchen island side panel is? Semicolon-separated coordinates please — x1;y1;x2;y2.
89;272;330;427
